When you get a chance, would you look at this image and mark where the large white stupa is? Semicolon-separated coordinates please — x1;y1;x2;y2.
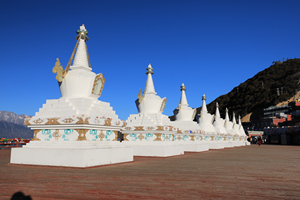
10;25;133;167
122;64;184;157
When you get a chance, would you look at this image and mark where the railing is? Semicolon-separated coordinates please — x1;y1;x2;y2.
0;142;28;150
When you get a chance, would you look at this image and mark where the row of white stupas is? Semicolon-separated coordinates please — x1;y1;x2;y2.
10;25;249;168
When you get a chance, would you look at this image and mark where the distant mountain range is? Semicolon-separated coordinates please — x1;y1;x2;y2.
0;111;33;139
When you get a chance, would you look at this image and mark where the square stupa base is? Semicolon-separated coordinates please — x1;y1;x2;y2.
182;143;209;152
208;142;225;150
223;142;235;148
233;141;246;147
10;141;133;168
125;142;184;157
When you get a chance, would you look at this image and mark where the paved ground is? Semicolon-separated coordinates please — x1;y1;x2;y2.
1;144;300;200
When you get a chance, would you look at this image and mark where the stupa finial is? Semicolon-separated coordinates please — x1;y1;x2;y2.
144;63;156;94
225;108;229;121
232;112;236;124
215;102;220;117
180;83;186;91
179;83;188;106
146;63;154;74
201;94;207;113
71;24;91;70
76;24;89;41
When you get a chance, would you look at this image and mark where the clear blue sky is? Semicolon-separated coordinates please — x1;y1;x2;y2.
1;0;300;120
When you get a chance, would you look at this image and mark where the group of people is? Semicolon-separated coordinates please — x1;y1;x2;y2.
248;136;262;146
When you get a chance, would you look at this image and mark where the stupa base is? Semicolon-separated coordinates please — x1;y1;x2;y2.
223;142;235;148
208;142;225;149
10;141;133;168
182;143;209;152
124;142;184;157
232;141;246;147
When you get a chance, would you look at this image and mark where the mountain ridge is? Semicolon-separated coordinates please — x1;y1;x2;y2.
200;58;300;122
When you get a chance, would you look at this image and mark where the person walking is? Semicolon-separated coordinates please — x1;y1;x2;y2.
258;137;262;146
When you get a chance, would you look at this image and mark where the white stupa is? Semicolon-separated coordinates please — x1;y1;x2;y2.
10;25;133;168
172;83;199;132
213;102;227;134
197;94;217;135
238;115;249;145
122;64;184;157
172;84;208;152
224;108;234;135
196;95;227;149
238;115;246;136
232;112;240;136
224;109;242;146
212;102;234;148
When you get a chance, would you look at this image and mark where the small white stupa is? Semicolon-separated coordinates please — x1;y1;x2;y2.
213;102;227;134
122;64;184;157
232;112;240;136
224;109;242;146
172;83;198;132
238;115;249;145
197;95;226;149
172;84;208;152
238;115;246;136
197;94;217;134
10;25;133;168
212;102;234;148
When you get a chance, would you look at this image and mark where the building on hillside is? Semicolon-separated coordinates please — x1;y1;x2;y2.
243;101;300;131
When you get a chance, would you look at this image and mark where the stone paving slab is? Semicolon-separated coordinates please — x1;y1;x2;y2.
1;144;300;200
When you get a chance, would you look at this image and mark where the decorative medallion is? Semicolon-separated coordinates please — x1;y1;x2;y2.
160;97;167;112
190;135;195;141
154;133;162;141
76;129;88;141
33;118;44;124
137;89;144;104
157;126;164;131
32;130;41;141
52;130;61;141
52;58;64;82
104;118;111;126
138;133;145;141
76;117;90;124
62;118;74;123
24;118;31;125
98;130;106;141
134;126;144;131
112;131;118;141
91;73;105;96
45;118;60;125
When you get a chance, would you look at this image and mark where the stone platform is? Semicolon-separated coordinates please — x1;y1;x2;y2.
10;141;133;168
2;144;300;199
